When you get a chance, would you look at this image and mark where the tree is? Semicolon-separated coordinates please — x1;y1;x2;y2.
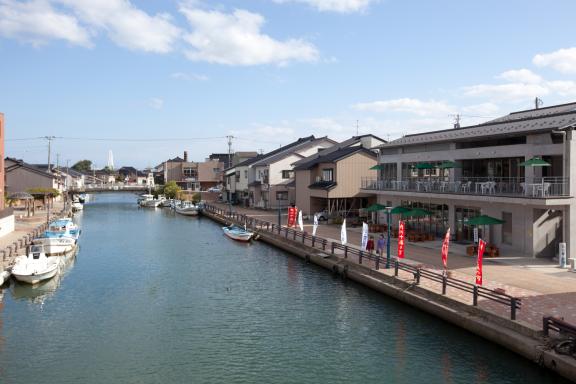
163;181;182;199
71;160;92;172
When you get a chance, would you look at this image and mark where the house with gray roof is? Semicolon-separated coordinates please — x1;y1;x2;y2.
362;101;576;261
293;135;385;217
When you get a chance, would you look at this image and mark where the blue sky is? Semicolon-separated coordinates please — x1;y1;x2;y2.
2;0;576;168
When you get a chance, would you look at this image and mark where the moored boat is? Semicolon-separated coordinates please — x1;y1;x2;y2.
32;218;80;255
11;245;59;284
222;225;254;242
175;201;199;216
72;201;84;211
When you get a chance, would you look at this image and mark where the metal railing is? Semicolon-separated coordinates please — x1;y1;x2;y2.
543;316;576;338
361;176;569;198
204;204;522;320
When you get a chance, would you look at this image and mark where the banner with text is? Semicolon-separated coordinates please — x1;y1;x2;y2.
361;222;369;251
476;239;486;286
298;210;304;232
312;214;318;236
441;228;451;271
287;207;297;227
398;221;405;259
341;219;347;245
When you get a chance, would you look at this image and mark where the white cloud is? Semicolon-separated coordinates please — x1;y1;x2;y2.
352;98;456;117
179;5;319;65
148;97;164;110
0;0;91;46
273;0;376;13
463;83;549;101
497;69;542;84
56;0;181;53
546;80;576;97
171;72;209;81
533;47;576;74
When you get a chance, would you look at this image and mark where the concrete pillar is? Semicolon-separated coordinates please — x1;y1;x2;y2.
565;204;576;260
448;203;456;237
396;161;402;181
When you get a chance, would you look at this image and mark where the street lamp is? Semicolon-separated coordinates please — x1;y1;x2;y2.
386;206;392;269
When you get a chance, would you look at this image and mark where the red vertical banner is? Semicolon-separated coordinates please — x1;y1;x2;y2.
287;207;297;227
397;220;405;259
441;228;450;271
476;239;486;286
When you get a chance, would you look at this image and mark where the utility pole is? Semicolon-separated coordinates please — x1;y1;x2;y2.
226;135;234;210
45;136;56;173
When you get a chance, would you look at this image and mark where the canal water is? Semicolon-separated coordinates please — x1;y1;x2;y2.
0;193;568;383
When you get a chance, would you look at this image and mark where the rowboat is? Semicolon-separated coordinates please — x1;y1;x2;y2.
222;225;253;242
11;245;59;284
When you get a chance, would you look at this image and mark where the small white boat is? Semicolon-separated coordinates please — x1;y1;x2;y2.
222;225;254;242
72;201;84;211
175;201;199;216
11;245;59;284
0;269;10;285
32;218;80;255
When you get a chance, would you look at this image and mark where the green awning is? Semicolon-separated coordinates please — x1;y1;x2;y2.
369;164;384;170
519;157;551;167
438;161;461;169
414;163;434;169
466;215;505;226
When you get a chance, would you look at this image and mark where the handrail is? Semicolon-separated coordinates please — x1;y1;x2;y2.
204;204;521;320
543;316;576;337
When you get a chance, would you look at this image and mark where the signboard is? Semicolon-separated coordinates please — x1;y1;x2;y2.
441;228;450;271
287;207;297;227
476;239;486;286
312;214;318;236
397;221;405;259
361;222;369;251
341;219;347;245
473;227;479;244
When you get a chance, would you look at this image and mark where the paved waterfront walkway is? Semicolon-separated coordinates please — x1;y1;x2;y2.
214;203;576;329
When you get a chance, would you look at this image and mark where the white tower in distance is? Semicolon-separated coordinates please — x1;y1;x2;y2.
107;150;115;170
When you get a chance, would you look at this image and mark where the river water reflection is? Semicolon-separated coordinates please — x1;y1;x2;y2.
0;193;568;383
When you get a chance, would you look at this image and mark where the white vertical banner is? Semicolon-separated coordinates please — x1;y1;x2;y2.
298;209;304;232
312;214;319;236
341;219;347;245
361;222;369;251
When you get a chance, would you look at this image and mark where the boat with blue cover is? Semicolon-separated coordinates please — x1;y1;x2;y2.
32;218;80;255
222;225;254;242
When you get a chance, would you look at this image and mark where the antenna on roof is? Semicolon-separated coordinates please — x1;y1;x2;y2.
356;120;359;136
535;97;543;109
450;114;461;129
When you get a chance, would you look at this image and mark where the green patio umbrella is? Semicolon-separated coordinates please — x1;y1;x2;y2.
466;215;505;226
519;157;551;167
402;208;433;233
364;203;388;212
369;164;384;170
438;161;461;169
390;206;411;214
415;162;434;169
466;215;505;244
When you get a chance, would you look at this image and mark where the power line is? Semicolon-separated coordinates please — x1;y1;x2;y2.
6;136;227;142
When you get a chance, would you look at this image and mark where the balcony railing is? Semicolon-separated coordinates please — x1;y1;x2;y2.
361;177;569;198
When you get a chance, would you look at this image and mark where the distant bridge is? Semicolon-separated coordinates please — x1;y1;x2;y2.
68;184;150;193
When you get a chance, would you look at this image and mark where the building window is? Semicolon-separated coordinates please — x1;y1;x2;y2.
244;170;248;179
235;172;240;182
322;168;333;181
282;170;294;179
183;168;197;178
276;191;288;201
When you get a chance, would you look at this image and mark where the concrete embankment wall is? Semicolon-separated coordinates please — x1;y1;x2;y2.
203;209;576;382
